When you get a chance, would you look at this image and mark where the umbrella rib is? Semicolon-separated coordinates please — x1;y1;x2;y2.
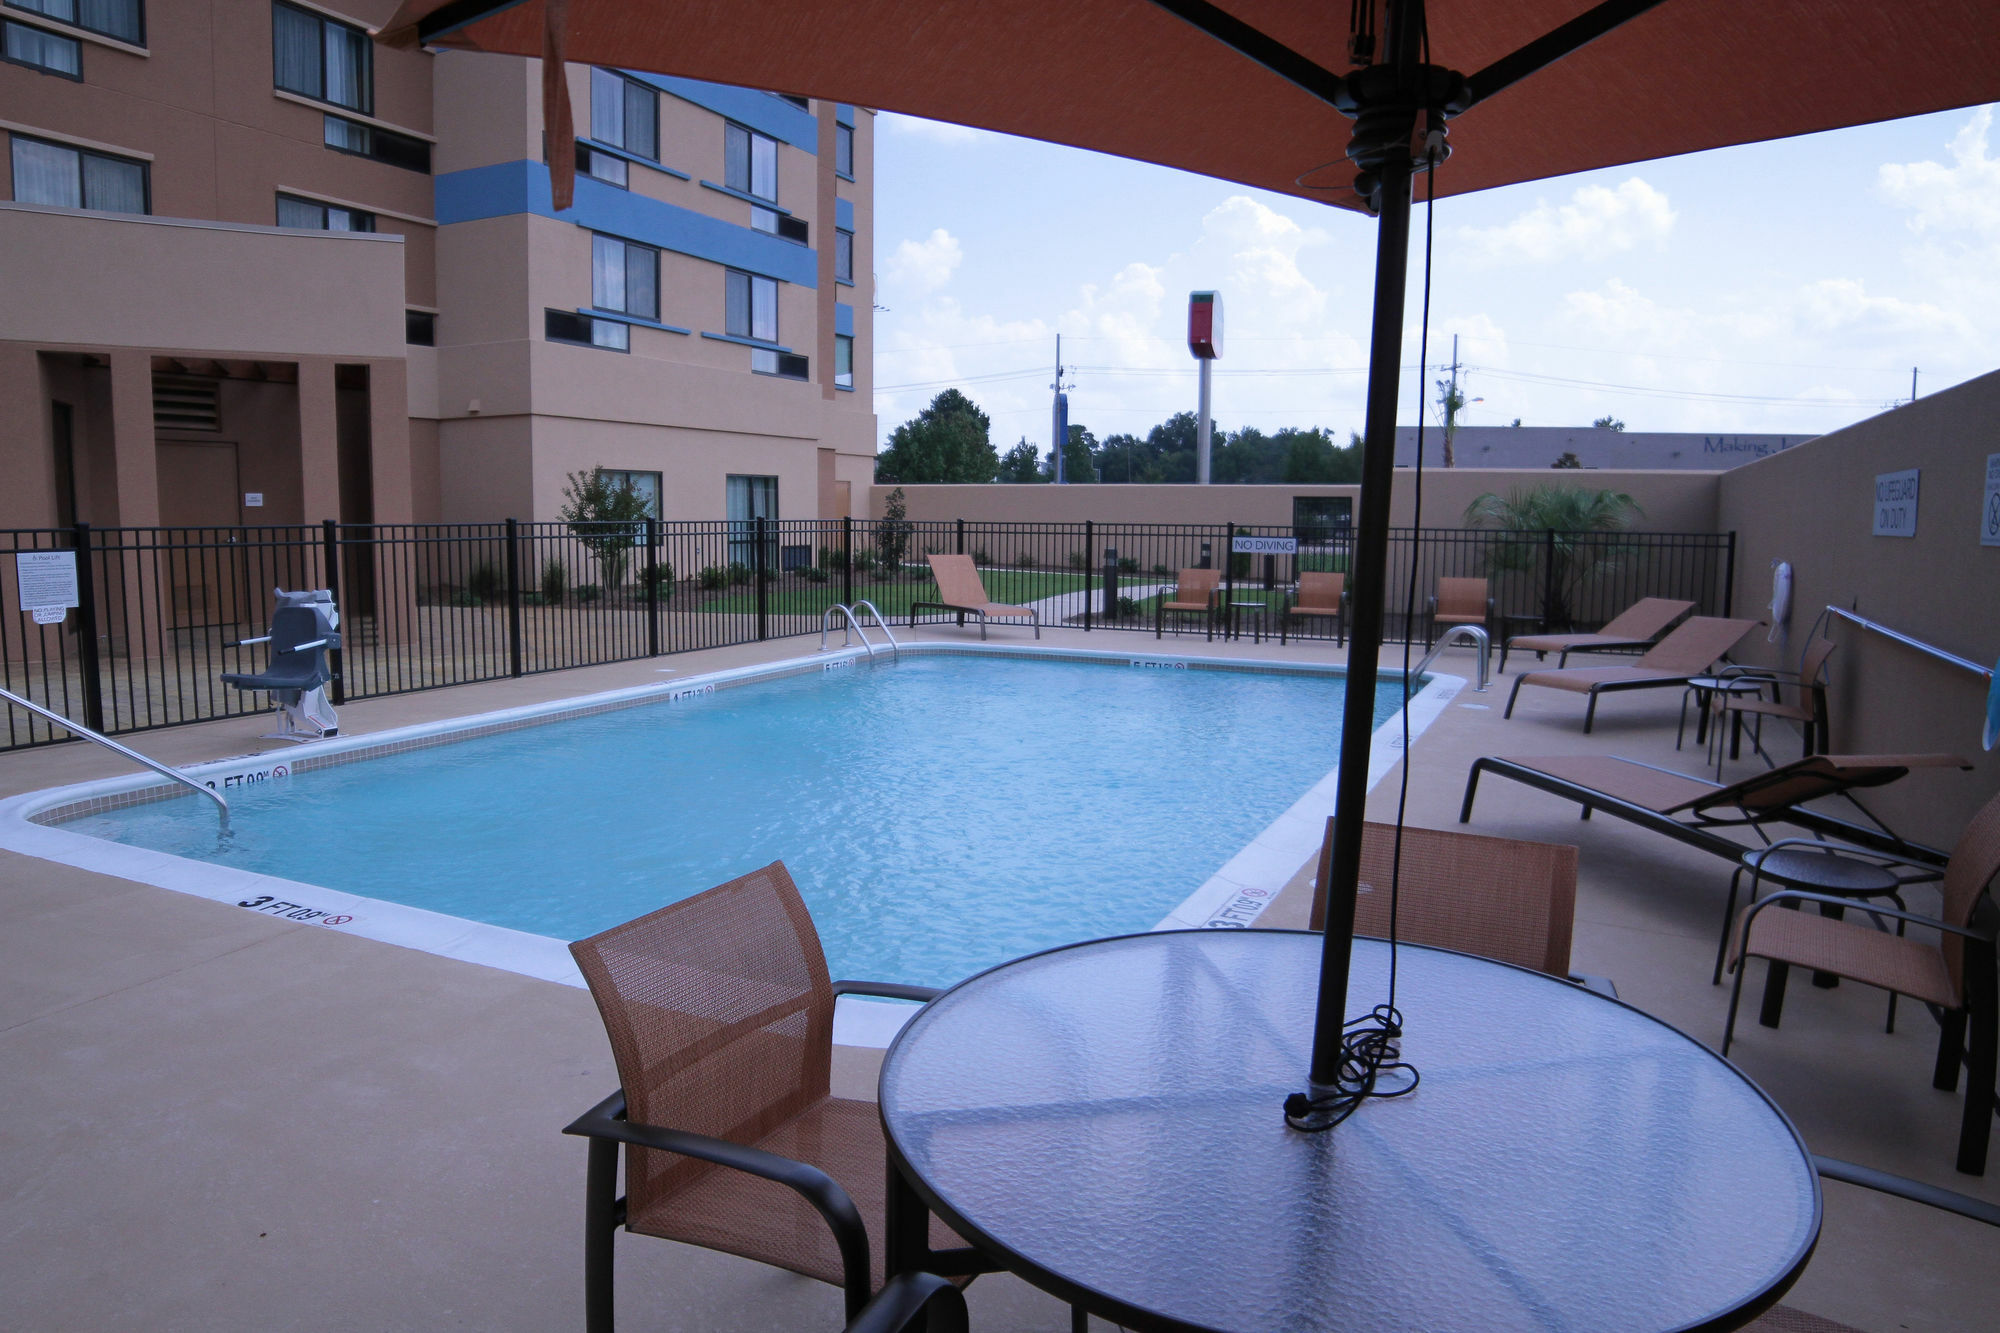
416;0;534;44
1464;0;1676;106
1143;0;1349;108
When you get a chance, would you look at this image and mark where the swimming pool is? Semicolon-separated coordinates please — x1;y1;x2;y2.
5;645;1460;1008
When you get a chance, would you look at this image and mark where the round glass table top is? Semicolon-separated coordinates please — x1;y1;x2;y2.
880;931;1819;1333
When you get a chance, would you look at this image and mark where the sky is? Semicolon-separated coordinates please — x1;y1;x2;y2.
869;102;2000;457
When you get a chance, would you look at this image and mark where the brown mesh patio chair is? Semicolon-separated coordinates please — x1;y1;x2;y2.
1503;615;1763;732
1498;596;1694;672
1724;786;2000;1175
1711;635;1837;766
910;552;1039;639
1155;567;1222;639
563;862;980;1329
1426;576;1491;647
1280;571;1346;645
1309;819;1607;991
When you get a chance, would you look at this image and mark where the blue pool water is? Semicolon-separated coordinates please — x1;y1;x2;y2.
68;656;1411;988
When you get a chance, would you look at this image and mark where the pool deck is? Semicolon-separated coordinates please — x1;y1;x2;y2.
2;625;1994;1331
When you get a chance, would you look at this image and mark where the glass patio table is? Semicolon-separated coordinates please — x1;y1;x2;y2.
880;930;1820;1332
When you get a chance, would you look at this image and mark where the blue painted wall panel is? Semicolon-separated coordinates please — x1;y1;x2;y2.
836;302;854;337
623;73;818;152
836;104;855;127
836;197;854;231
435;161;818;288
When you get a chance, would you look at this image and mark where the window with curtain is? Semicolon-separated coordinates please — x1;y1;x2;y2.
590;67;657;160
724;122;777;202
591;233;658;321
835;122;854;177
3;19;81;76
724;268;779;372
10;134;147;213
599;470;661;519
545;309;628;352
834;228;853;283
726;473;779;566
273;1;371;114
6;0;142;44
276;193;374;231
835;335;854;390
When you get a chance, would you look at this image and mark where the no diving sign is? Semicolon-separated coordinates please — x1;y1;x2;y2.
15;551;78;625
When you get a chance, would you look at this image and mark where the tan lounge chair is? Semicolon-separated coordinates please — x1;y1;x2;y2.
910;553;1039;639
1724;786;2000;1176
1498;595;1694;672
1280;571;1345;645
1426;576;1491;647
1503;615;1762;731
1154;567;1221;639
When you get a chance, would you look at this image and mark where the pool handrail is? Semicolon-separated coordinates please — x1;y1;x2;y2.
1412;624;1490;692
0;684;229;831
849;601;901;658
820;604;881;659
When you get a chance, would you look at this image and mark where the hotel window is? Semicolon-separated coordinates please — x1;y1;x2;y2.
6;0;142;45
10;134;147;213
834;227;853;283
545;309;628;352
276;193;374;231
724;122;777;202
835;334;854;390
598;469;661;519
3;20;80;77
726;473;778;565
592;233;659;321
590;68;656;162
834;122;854;177
404;310;435;346
325;115;430;173
751;205;807;245
725;267;778;369
273;1;371;114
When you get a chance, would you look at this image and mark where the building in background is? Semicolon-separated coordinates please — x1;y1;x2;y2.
1394;426;1812;471
0;0;874;539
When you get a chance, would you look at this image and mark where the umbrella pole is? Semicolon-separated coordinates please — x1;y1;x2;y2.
1304;149;1415;1101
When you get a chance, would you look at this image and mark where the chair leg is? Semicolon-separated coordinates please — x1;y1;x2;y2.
1504;675;1526;718
1935;1007;1968;1092
1714;867;1747;986
1071;1305;1089;1333
1582;691;1599;734
1723;955;1750;1057
1956;942;1996;1176
584;1138;620;1333
1759;958;1792;1029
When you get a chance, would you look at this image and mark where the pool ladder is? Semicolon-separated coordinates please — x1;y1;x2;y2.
0;684;229;831
819;600;900;660
1410;624;1491;693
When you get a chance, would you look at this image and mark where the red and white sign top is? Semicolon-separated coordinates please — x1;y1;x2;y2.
1188;290;1223;360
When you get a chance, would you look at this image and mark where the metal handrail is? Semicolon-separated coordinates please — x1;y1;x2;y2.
0;685;229;831
1410;624;1490;693
849;600;901;658
819;604;879;659
1825;606;1994;680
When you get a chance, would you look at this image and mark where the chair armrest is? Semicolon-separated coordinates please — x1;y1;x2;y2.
1742;890;1997;941
292;638;329;651
235;635;273;646
845;1272;969;1333
1748;838;1946;884
1426;596;1438;614
1569;973;1619;999
1813;1156;2000;1228
833;979;942;1003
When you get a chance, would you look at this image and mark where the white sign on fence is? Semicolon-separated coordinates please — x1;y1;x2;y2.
1872;469;1920;538
16;550;78;623
1231;535;1298;555
1983;454;2000;548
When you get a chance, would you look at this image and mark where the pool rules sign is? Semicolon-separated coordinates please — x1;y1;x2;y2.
1872;469;1919;537
16;551;78;625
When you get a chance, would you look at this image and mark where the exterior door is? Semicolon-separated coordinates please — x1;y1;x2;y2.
156;441;245;629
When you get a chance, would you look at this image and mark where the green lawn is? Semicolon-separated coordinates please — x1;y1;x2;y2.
703;569;1091;617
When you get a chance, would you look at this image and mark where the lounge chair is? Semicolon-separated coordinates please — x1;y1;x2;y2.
1154;567;1221;639
1459;751;1970;865
563;862;985;1328
1426;576;1490;647
1724;786;2000;1175
909;553;1039;639
1503;615;1762;731
1498;596;1694;672
1279;571;1345;645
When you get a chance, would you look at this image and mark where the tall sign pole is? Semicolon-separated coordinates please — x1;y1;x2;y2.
1051;334;1069;484
1188;291;1223;483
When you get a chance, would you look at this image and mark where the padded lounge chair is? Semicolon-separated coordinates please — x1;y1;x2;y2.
564;862;986;1329
1280;571;1345;645
1503;615;1762;732
1724;786;2000;1175
1498;596;1694;672
910;553;1039;639
1426;576;1491;647
1154;568;1221;639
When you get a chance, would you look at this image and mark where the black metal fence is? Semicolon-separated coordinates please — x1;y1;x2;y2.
1;519;1734;752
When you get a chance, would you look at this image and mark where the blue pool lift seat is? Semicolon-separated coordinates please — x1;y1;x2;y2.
222;589;341;742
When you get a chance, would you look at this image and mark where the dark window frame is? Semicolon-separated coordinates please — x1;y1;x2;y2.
545;308;630;353
4;0;143;47
834;227;854;283
272;0;372;115
591;232;660;322
589;66;658;163
834;121;854;177
9;132;150;213
2;18;81;78
324;114;430;174
834;333;854;389
723;120;778;203
405;310;436;346
275;191;375;232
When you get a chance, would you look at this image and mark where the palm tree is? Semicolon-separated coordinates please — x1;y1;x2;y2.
1463;484;1643;630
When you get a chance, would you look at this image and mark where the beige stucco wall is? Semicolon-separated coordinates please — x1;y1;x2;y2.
1717;372;2000;846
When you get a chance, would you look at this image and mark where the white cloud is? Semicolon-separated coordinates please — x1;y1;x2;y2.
1794;278;1972;340
1878;107;2000;235
1455;178;1676;266
882;228;963;294
879;113;993;147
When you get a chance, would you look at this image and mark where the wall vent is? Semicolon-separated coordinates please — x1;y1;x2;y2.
152;375;221;432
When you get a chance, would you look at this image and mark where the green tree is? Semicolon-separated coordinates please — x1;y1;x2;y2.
1041;424;1099;482
1463;483;1644;630
995;438;1043;483
559;468;652;589
1551;451;1583;469
1278;427;1362;483
1592;415;1626;431
878;486;913;573
875;389;998;483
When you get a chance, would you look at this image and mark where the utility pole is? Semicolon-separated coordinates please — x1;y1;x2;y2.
1050;336;1072;483
1911;367;1919;403
1439;333;1464;468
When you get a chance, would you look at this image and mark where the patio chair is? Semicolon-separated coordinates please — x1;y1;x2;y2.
563;862;982;1330
1279;571;1346;645
1710;634;1837;766
1426;576;1491;647
1724;787;2000;1175
910;553;1039;639
1497;595;1694;672
1503;615;1763;732
1154;567;1222;639
1308;819;1614;994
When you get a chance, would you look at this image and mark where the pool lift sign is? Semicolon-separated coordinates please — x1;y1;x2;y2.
15;551;78;625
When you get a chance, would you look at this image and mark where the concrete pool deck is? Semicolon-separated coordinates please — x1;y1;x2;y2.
2;625;1994;1330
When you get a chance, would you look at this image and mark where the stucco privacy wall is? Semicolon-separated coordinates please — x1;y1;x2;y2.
874;470;1721;533
1717;371;2000;847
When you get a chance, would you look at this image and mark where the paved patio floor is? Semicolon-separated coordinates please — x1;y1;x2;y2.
1;626;1994;1330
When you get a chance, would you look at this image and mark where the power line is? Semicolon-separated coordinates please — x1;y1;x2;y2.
1469;365;1885;407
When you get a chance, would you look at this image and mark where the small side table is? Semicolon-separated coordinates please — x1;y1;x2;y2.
1678;675;1767;755
1226;600;1265;643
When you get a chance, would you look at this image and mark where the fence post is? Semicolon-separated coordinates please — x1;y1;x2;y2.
1541;528;1559;634
504;518;523;679
841;514;853;608
1722;531;1737;618
1082;520;1094;631
69;522;106;733
320;519;347;704
754;515;769;640
645;517;660;657
955;517;965;557
1225;522;1237;639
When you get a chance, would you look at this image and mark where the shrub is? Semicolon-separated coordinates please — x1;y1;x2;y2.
1015;552;1037;568
1117;556;1139;574
1067;550;1088;570
1152;563;1172;576
818;544;840;570
521;591;544;607
1228;552;1252;579
575;584;602;603
642;561;675;589
852;550;879;574
698;565;725;591
467;561;502;603
971;547;990;565
726;561;751;586
800;566;830;583
1116;595;1140;619
540;559;568;605
449;590;482;608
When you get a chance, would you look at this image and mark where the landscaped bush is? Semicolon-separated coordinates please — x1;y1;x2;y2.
971;547;991;564
642;561;675;589
1015;552;1037;567
698;565;725;591
1116;595;1140;619
1117;556;1139;574
575;584;602;603
541;558;568;605
467;561;502;603
852;550;879;574
1152;562;1172;576
800;566;830;583
521;591;544;606
726;561;751;586
1067;550;1088;570
1228;552;1253;578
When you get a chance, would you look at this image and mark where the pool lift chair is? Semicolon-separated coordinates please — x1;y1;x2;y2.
221;588;341;742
